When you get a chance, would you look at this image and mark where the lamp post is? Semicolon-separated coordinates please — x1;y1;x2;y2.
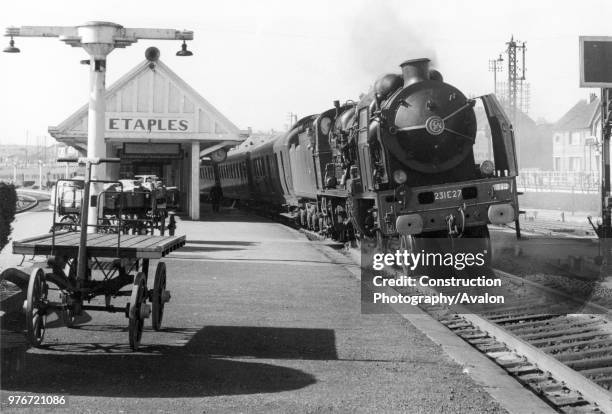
4;22;194;232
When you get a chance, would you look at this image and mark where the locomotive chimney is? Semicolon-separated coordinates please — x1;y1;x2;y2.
399;58;430;87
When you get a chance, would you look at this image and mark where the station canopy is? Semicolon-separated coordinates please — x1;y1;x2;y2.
49;57;247;158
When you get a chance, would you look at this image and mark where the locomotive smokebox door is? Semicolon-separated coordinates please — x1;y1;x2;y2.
383;81;476;174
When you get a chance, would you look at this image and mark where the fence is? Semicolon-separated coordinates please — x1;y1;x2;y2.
517;170;600;193
0;164;84;188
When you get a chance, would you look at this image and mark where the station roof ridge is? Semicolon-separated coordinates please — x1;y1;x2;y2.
49;57;245;151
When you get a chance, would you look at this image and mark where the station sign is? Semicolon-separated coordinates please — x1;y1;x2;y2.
580;36;612;87
107;116;191;132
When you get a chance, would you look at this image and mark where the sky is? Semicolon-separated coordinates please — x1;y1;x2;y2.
0;0;610;145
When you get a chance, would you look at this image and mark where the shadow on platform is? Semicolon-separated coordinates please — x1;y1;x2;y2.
186;240;257;246
178;245;247;253
1;325;335;398
195;203;276;223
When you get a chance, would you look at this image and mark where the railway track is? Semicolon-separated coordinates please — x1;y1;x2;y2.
15;194;38;213
397;269;612;413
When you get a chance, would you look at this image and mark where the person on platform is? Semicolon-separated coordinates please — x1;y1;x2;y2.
210;182;223;213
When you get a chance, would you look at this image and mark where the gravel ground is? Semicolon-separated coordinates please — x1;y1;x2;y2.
491;228;612;310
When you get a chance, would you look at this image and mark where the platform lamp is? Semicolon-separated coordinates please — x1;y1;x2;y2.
3;36;19;53
4;22;194;232
176;40;193;56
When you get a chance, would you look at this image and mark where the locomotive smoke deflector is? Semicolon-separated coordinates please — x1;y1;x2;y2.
400;58;430;87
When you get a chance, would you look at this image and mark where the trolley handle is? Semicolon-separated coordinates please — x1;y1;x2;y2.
57;157;121;165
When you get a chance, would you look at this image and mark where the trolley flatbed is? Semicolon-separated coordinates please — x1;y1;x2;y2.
11;157;186;350
13;232;186;259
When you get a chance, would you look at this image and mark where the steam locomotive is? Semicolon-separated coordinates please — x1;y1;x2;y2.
201;58;519;262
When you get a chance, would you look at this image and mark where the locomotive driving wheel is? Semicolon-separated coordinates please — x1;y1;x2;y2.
25;268;48;346
151;262;169;331
128;272;148;350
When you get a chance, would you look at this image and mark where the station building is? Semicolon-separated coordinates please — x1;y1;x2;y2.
49;53;247;220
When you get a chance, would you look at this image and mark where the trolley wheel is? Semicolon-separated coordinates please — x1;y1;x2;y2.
25;268;48;347
128;272;148;350
151;262;168;331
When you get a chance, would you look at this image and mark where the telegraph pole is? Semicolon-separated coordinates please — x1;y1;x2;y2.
488;54;504;95
506;36;527;124
5;22;193;231
286;112;298;130
506;36;526;166
25;130;29;167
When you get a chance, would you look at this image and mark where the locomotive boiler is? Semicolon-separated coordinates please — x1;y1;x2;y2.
201;57;520;264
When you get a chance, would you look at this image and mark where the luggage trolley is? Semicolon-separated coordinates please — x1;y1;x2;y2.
12;158;186;350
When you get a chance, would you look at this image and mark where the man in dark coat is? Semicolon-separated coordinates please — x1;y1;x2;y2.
210;182;223;213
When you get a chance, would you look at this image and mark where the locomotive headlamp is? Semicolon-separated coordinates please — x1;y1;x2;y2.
393;169;408;184
479;160;495;176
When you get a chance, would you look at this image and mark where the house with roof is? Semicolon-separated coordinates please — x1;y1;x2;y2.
553;94;601;172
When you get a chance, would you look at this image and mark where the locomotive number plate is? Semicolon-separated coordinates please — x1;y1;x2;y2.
434;189;462;201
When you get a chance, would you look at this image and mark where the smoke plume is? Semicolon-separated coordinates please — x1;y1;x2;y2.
348;2;438;78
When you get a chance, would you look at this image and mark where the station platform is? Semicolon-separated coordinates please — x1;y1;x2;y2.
0;204;553;413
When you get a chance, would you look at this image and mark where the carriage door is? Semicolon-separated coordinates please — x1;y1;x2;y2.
357;107;373;191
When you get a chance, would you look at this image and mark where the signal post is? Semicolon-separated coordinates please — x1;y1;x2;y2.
580;37;612;279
